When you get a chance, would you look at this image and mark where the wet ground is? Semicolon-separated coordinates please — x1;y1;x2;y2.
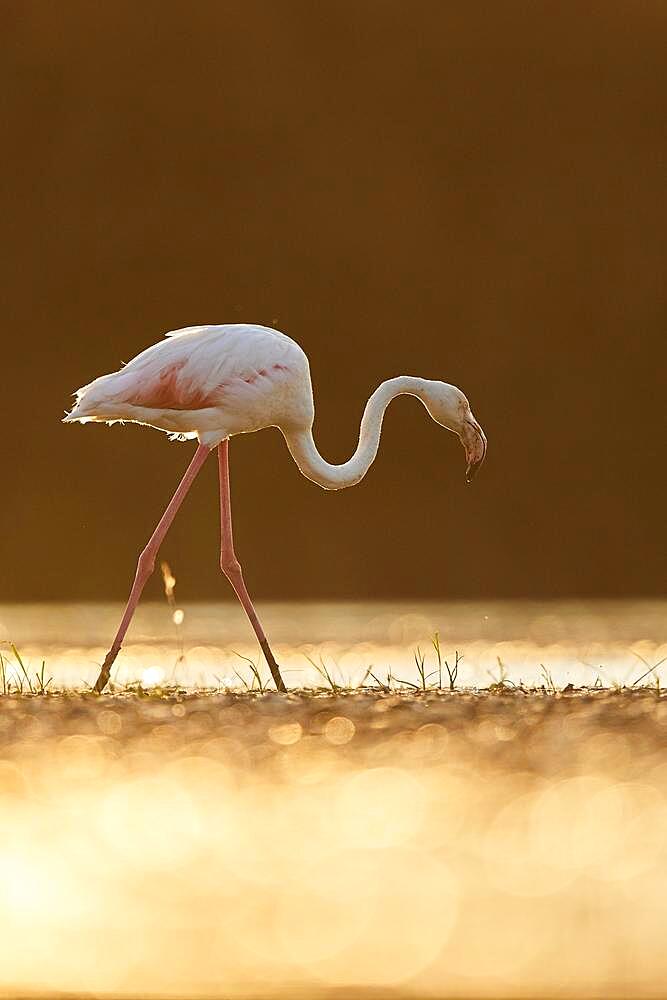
2;684;667;998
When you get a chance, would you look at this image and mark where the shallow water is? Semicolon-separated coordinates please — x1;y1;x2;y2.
2;687;667;998
1;599;665;690
2;599;667;997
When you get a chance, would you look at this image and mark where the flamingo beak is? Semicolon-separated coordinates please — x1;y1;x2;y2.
461;417;487;484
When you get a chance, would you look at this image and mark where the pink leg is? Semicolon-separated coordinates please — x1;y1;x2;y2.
217;440;286;692
93;443;211;693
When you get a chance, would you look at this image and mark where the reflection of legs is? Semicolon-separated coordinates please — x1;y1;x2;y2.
217;439;286;692
94;443;212;693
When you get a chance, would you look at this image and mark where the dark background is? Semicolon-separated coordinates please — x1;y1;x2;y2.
3;1;665;602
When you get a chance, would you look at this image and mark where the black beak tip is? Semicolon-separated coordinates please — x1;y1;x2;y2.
462;421;487;485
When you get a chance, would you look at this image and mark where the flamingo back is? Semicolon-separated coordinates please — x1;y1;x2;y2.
65;324;314;443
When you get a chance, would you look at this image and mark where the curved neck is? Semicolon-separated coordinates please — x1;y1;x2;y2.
283;376;428;490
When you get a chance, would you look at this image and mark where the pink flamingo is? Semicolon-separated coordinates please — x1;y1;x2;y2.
64;324;487;693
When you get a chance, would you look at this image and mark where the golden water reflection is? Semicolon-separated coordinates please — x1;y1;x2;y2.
1;689;667;996
1;601;667;997
1;600;665;690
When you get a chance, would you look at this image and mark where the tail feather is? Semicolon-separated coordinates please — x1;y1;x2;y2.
62;380;88;421
62;374;117;423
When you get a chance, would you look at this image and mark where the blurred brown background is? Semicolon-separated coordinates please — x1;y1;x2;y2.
2;1;665;601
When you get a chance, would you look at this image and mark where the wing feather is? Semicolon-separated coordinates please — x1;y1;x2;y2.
104;324;301;411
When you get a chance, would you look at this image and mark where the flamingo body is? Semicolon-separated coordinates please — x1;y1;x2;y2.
66;324;314;447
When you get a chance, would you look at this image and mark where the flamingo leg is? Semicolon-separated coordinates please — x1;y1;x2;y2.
93;443;212;693
217;440;286;692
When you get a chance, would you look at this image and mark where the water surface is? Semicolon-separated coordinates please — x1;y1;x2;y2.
1;600;664;689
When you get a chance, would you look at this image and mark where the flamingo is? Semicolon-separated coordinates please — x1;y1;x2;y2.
64;324;487;693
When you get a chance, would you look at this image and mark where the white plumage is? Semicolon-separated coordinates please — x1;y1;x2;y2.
66;324;314;447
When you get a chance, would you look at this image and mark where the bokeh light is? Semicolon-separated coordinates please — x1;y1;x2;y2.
1;600;666;996
0;681;667;996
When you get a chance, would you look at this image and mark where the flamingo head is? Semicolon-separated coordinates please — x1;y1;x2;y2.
421;381;487;484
